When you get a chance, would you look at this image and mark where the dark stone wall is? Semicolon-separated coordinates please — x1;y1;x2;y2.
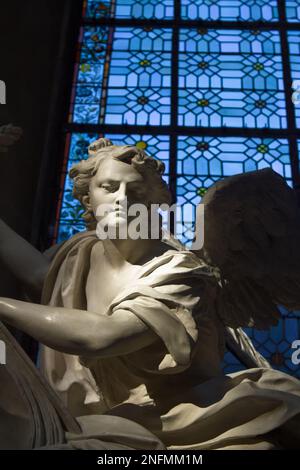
0;0;66;240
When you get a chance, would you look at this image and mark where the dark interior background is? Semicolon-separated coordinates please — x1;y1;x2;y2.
0;0;81;354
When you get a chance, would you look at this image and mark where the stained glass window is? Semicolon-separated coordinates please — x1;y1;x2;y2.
179;29;286;128
83;1;174;20
181;1;279;21
54;0;300;378
289;31;300;127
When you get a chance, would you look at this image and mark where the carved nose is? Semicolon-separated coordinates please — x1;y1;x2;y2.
115;183;128;207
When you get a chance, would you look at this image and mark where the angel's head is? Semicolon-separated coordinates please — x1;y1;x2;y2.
69;137;172;230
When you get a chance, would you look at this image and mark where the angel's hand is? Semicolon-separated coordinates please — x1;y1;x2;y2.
0;124;23;153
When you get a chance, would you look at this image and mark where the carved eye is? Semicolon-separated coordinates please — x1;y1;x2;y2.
100;183;118;192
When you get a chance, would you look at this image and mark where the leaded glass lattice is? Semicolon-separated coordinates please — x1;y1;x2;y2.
70;27;172;124
179;29;286;128
83;1;174;20
286;0;300;22
245;307;300;378
288;31;300;127
55;0;300;378
181;0;279;22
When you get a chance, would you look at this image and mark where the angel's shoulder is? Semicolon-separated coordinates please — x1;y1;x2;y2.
149;246;217;284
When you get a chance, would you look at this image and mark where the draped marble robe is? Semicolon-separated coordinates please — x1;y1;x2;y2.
40;231;300;450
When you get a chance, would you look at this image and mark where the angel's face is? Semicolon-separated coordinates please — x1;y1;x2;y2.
88;158;150;229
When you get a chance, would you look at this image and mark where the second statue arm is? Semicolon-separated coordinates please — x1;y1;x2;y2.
0;218;50;299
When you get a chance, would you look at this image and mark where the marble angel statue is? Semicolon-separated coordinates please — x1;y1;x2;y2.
0;137;300;450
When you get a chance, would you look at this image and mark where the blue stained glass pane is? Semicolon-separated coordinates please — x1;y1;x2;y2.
71;27;109;123
73;85;102;105
109;30;172;127
57;221;87;244
84;0;174;19
60;187;83;218
84;0;112;18
82;26;110;47
222;351;246;375
176;136;292;246
105;87;171;125
253;330;269;343
245;318;300;378
178;88;287;128
72;104;100;124
291;86;300;127
176;174;218;247
66;132;99;168
180;29;281;55
115;0;174;19
285;318;299;343
77;29;109;82
286;0;300;22
177;136;292;180
71;27;172;124
77;63;105;85
113;28;172;52
288;31;300;55
278;306;300;318
288;32;300;127
290;54;300;83
109;51;171;88
179;29;285;129
181;0;278;21
179;54;283;91
57;133;99;242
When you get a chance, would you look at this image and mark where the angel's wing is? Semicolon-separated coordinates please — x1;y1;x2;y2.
192;168;300;330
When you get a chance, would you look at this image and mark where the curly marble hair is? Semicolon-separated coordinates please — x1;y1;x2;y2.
69;138;172;229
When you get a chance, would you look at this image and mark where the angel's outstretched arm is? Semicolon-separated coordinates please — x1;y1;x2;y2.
0;219;50;297
0;297;157;357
